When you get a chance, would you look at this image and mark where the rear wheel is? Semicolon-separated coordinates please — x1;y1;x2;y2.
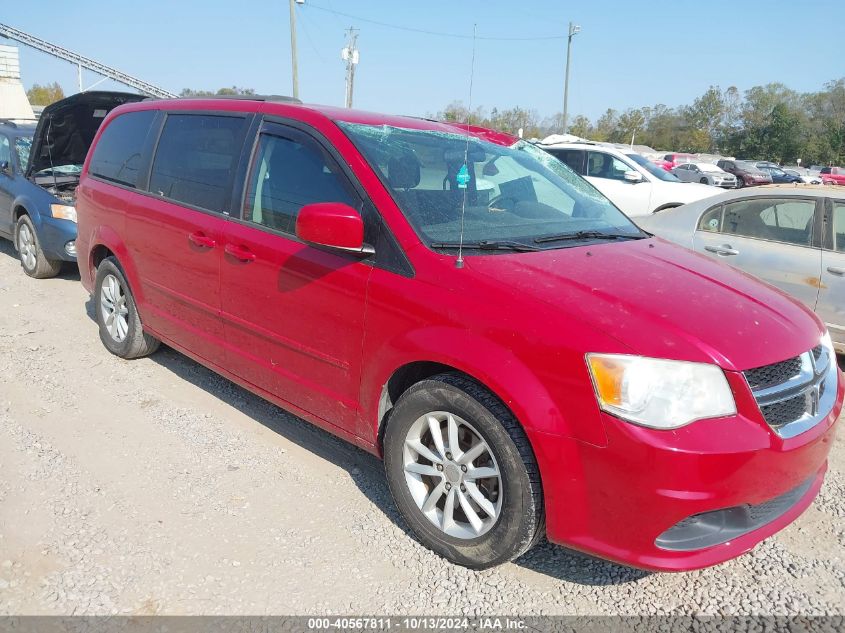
94;257;160;359
383;372;543;569
15;215;61;279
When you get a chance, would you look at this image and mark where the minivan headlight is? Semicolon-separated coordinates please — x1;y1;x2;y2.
821;330;835;357
586;354;736;429
50;204;77;223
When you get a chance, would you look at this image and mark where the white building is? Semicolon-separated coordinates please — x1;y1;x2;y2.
0;45;36;121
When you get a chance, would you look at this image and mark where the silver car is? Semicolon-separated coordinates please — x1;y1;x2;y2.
672;162;737;188
637;187;845;351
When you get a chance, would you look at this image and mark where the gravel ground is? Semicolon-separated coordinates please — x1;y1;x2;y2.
0;239;843;616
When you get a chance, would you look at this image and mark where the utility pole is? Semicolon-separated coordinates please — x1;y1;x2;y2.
289;0;304;99
562;22;581;135
342;27;359;108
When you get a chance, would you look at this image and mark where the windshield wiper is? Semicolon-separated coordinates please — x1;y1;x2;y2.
534;230;646;244
430;240;540;252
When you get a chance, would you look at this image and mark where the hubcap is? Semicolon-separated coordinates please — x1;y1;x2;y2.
100;274;130;343
18;223;36;271
402;411;502;539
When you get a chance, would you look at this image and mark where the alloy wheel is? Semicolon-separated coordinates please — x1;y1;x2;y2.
402;411;502;539
17;223;36;271
100;274;130;343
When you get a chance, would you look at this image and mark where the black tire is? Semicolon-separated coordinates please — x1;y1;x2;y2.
15;215;61;279
94;256;160;359
699;177;709;184
383;372;543;569
736;177;745;189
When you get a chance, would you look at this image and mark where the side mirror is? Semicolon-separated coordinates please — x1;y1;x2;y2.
0;160;10;176
296;202;373;256
623;170;644;183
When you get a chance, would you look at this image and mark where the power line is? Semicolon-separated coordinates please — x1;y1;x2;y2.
303;3;567;41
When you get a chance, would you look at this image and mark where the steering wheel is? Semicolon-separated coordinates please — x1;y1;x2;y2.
487;195;517;213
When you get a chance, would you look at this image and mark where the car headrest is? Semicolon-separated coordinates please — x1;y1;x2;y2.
387;151;421;189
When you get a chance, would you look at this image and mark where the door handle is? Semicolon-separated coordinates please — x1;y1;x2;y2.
827;266;845;276
704;244;739;256
224;243;256;263
188;231;217;248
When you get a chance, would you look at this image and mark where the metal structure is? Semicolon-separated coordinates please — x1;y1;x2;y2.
561;22;581;135
0;22;176;99
342;27;359;108
289;0;304;100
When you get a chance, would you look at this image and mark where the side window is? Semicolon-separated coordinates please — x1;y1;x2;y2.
242;133;356;234
549;149;584;174
149;114;247;214
0;135;11;166
89;110;156;188
833;202;845;252
586;152;630;180
698;206;722;232
722;198;815;245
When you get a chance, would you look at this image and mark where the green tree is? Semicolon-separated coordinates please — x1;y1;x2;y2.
568;115;593;138
593;109;618;142
179;86;256;97
27;82;65;106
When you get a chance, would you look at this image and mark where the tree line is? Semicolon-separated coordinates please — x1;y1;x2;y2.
26;79;845;165
435;78;845;166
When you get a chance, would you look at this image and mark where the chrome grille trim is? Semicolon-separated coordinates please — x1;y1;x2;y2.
744;345;838;439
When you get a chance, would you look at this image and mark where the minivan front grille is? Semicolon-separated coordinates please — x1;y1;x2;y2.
760;393;809;428
744;356;802;391
743;344;838;439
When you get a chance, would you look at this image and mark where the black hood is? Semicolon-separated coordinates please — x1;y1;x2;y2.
26;91;146;178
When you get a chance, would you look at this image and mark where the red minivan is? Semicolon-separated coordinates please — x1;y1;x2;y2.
76;98;842;571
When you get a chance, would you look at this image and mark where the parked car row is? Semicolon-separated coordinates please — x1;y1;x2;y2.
653;151;838;188
0;92;841;574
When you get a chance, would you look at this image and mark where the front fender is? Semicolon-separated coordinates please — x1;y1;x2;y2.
362;325;608;449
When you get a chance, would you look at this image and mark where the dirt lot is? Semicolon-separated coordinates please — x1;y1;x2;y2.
0;239;843;616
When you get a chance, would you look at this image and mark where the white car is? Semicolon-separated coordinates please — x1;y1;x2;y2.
539;142;721;216
672;162;738;188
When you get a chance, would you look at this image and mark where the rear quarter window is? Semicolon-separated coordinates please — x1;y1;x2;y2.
89;110;157;188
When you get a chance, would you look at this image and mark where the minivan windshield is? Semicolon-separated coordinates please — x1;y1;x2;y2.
626;153;681;182
338;122;644;251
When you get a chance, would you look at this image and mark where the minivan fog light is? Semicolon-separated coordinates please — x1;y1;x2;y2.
586;354;736;429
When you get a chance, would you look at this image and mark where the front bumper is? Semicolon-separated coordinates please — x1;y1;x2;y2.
533;369;842;571
38;216;78;262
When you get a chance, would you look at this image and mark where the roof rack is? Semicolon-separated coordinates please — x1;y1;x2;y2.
176;94;302;104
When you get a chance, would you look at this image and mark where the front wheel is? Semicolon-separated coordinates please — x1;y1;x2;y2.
699;177;709;184
94;257;160;359
736;177;745;189
383;373;543;569
15;215;61;279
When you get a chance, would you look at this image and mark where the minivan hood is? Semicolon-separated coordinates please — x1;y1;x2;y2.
27;91;146;178
466;238;821;371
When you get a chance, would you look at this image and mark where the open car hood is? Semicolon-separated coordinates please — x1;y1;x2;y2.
26;91;146;178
